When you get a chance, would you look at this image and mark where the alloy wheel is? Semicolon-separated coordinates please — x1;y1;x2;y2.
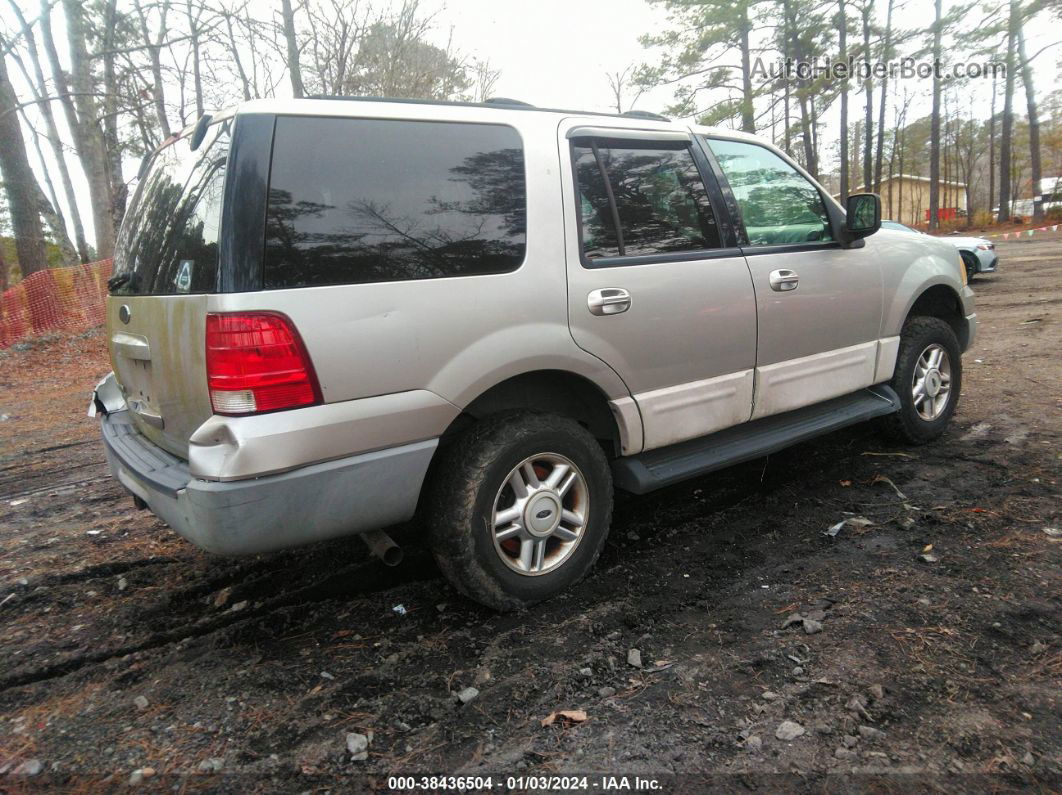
491;453;589;576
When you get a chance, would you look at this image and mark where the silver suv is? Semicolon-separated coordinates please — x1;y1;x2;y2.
92;97;976;610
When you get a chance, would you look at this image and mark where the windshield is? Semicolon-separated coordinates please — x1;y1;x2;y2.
881;220;918;234
110;120;230;296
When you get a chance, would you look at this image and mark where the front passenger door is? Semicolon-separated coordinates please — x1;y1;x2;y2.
703;137;884;420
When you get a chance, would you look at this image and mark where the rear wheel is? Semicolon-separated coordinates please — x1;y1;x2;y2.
882;316;962;444
428;412;613;610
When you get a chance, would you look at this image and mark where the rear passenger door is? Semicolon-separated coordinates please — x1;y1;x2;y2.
560;123;758;451
701;136;884;420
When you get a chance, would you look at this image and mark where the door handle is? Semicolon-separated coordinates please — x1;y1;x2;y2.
588;288;631;316
769;269;799;292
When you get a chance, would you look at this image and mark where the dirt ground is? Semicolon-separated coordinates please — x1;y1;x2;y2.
0;234;1058;792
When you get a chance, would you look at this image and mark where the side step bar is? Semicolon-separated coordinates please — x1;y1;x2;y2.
612;386;900;495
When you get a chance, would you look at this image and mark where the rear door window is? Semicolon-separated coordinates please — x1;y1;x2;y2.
571;137;721;262
704;137;832;246
263;117;526;288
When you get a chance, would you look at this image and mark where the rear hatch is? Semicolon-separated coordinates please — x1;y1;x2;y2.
107;120;231;457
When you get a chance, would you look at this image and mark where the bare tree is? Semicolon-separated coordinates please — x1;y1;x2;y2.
471;58;500;103
185;0;207;117
606;64;646;114
997;0;1017;223
1016;24;1042;221
837;0;849;200
872;0;894;190
280;0;305;97
0;48;49;277
927;0;942;230
132;0;173;137
302;0;371;95
5;0;90;262
39;1;116;257
18;108;79;262
859;0;874;193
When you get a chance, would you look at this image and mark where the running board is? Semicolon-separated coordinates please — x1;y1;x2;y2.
612;385;900;494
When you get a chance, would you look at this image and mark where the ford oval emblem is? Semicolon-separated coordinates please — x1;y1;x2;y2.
118;305;131;324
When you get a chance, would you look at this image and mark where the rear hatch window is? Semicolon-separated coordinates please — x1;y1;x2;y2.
110;121;230;296
106;121;230;457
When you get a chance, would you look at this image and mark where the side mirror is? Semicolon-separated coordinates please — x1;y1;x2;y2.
844;193;881;244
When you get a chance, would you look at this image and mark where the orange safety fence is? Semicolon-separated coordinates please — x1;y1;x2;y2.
0;259;113;349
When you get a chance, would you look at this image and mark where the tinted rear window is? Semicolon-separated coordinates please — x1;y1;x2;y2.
572;137;720;261
110;122;229;295
263;117;526;289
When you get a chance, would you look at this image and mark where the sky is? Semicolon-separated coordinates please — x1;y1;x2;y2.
2;0;1059;249
418;0;675;114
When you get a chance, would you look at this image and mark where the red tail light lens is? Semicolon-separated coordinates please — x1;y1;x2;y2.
205;312;321;415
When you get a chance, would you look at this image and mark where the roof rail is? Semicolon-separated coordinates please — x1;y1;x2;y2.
483;97;535;107
621;110;670;122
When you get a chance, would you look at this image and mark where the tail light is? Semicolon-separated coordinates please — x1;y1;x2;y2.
205;312;321;415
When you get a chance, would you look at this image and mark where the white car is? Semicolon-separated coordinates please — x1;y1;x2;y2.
881;220;998;280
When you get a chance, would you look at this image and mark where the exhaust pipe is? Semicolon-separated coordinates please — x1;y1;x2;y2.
361;529;404;567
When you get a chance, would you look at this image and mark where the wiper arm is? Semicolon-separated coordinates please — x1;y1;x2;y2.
107;272;130;291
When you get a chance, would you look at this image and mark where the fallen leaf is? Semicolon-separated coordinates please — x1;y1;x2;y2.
871;474;907;500
646;661;676;673
922;544;934;553
839;479;852;487
541;710;588;727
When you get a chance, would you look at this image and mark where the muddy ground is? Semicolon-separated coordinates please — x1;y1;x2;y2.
0;234;1058;792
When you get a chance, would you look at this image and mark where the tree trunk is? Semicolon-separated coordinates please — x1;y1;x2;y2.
187;1;205;118
102;0;126;232
888;123;898;218
897;129;905;223
861;1;873;192
281;0;306;98
781;0;792;154
873;0;893;190
0;53;49;278
738;3;756;133
997;0;1017;224
1017;27;1042;221
838;0;849;201
988;73;996;218
6;0;90;263
133;0;172;139
786;0;817;176
55;0;116;258
928;0;943;230
224;12;253;101
20;108;79;263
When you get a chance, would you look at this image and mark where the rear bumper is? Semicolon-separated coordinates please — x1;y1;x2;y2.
99;409;436;555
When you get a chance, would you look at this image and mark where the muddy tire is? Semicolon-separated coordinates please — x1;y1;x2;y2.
881;316;962;445
427;412;613;611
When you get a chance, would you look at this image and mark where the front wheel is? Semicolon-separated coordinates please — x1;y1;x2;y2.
427;412;613;610
881;316;962;444
961;250;979;282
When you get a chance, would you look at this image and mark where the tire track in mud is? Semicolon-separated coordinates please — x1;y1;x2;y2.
0;544;439;693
